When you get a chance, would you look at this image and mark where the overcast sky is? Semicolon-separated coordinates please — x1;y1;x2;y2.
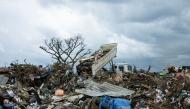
0;0;190;72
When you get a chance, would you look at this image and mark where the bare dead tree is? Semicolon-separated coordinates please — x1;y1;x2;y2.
39;35;91;69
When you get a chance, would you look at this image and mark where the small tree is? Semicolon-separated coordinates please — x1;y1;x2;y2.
40;35;91;69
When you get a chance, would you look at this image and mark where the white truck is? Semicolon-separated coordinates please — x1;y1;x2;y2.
76;43;118;76
109;62;133;73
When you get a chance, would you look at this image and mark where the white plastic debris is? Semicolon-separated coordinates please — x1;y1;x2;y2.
154;94;163;103
184;97;190;105
7;90;14;97
63;102;72;106
26;101;37;109
51;96;64;102
68;94;84;102
13;95;23;103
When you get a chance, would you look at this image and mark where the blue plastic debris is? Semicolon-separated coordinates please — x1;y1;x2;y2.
5;103;14;108
98;95;131;109
40;67;51;78
65;69;74;76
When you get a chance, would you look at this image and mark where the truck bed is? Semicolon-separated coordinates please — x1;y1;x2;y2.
76;43;117;76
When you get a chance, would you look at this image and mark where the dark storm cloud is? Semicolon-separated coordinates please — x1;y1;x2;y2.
171;21;190;35
36;0;190;70
1;0;190;71
38;0;127;7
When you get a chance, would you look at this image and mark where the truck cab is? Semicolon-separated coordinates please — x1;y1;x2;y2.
110;62;132;73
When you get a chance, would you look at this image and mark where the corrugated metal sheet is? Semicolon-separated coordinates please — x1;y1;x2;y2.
75;79;134;97
0;75;9;85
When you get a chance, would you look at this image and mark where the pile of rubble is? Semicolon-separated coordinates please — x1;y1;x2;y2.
1;63;190;109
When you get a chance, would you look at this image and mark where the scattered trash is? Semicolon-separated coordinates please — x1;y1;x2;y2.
1;43;190;109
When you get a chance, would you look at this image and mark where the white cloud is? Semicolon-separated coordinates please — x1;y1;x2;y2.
0;44;5;53
108;34;158;59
